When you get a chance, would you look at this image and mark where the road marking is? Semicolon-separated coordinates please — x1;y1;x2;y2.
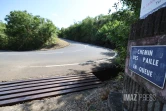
17;51;117;68
0;45;87;55
30;63;80;68
0;51;64;55
38;52;64;54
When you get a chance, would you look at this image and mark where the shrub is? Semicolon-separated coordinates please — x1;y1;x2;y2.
4;11;57;50
58;10;138;69
0;21;8;49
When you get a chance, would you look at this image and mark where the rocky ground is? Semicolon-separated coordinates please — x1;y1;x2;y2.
0;77;123;111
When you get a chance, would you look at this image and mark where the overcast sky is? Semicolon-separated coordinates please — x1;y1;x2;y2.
0;0;118;28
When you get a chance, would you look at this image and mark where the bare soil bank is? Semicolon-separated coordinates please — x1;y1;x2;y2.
40;38;70;51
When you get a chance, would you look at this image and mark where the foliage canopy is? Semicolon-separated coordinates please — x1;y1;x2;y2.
2;10;57;50
0;21;7;49
58;0;142;69
58;9;138;68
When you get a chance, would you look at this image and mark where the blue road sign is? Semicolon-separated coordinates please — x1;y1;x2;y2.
129;46;166;89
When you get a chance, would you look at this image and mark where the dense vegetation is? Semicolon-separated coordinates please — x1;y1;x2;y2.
58;0;141;69
120;0;141;16
0;11;58;51
0;21;7;49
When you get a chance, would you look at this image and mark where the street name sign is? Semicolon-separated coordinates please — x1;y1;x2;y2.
129;46;166;89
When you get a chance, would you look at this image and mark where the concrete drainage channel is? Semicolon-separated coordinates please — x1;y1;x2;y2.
92;65;122;81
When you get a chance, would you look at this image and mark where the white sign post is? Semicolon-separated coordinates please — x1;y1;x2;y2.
140;0;166;19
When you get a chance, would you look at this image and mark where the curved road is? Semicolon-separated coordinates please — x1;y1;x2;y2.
0;39;116;81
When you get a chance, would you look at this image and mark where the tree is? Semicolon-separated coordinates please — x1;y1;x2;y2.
58;9;137;69
0;21;7;49
119;0;141;17
100;10;137;68
5;10;57;50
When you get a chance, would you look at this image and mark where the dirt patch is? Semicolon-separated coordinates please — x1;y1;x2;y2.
40;38;70;51
0;78;123;111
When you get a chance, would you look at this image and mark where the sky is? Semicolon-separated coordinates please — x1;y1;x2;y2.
0;0;118;28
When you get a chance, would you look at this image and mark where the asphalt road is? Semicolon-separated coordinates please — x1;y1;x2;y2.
0;39;116;81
